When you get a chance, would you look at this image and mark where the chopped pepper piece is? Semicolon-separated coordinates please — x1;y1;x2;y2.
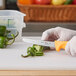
0;34;15;48
21;45;44;58
0;26;19;48
0;26;6;36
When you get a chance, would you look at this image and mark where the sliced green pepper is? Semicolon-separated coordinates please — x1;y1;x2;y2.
7;34;15;45
33;44;44;56
0;26;19;39
0;36;6;48
21;47;36;58
0;34;15;48
0;25;19;48
7;31;19;40
0;26;6;36
21;45;44;58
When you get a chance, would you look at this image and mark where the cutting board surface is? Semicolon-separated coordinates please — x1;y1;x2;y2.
0;37;76;70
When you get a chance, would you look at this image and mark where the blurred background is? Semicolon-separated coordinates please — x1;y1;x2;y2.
1;0;76;36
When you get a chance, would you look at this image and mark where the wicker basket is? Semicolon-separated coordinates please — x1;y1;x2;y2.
17;2;76;22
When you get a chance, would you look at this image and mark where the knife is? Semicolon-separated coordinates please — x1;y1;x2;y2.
22;38;68;52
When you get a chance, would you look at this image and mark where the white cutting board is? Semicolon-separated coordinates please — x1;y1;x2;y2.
0;37;76;70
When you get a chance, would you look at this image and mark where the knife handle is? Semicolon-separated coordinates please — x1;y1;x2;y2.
55;41;68;52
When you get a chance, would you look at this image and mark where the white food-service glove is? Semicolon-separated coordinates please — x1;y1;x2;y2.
41;27;76;56
65;36;76;57
41;27;76;41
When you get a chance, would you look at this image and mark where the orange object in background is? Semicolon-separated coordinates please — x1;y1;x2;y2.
18;0;33;5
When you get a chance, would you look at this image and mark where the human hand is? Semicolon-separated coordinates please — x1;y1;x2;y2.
41;27;76;41
65;36;76;56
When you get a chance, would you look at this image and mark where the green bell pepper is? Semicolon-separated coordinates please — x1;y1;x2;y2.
64;0;73;5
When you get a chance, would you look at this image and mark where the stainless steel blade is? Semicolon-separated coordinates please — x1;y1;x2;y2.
22;38;55;47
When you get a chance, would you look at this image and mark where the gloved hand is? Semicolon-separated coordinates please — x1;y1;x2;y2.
41;27;76;41
65;36;76;56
